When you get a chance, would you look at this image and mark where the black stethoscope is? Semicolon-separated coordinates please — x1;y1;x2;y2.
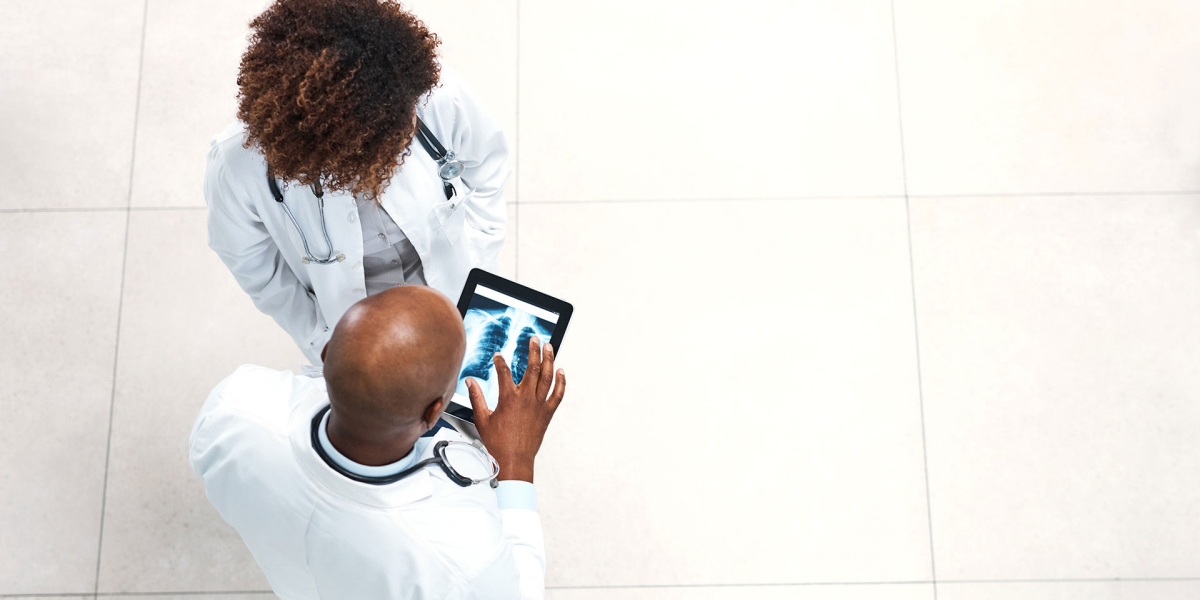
266;118;464;265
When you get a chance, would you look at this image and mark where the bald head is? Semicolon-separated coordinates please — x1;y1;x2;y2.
323;286;465;453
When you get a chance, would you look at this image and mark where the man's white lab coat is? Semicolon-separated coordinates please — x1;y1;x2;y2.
189;366;546;600
204;67;509;365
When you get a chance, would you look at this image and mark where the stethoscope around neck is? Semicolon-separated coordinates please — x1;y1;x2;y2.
266;118;464;265
309;405;499;487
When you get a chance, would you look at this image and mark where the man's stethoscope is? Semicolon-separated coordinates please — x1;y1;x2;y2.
266;118;465;265
309;405;499;487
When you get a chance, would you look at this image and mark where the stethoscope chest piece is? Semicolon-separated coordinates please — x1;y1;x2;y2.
437;151;465;181
415;119;464;200
302;254;345;265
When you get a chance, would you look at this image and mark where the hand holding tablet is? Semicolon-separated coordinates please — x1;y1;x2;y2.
443;269;573;430
465;336;565;482
442;269;572;481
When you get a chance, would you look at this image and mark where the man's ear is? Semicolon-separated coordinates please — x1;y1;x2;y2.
421;396;448;429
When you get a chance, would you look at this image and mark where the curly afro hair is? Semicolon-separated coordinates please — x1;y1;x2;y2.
237;0;441;200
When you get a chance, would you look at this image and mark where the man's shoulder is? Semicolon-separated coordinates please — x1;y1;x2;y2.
220;363;308;394
195;365;316;438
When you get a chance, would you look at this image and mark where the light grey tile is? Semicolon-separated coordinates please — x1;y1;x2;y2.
0;0;144;209
518;1;905;203
498;202;517;279
937;580;1200;600
96;210;305;592
128;0;269;208
909;196;1200;579
519;200;931;586
895;1;1200;195
0;212;126;593
405;0;516;131
130;0;516;208
405;0;518;204
548;584;935;600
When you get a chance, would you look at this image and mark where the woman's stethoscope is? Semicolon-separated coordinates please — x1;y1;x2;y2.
266;118;464;265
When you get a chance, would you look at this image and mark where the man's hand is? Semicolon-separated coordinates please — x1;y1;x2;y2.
465;337;566;483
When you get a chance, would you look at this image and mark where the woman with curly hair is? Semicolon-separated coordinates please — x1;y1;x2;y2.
205;0;509;365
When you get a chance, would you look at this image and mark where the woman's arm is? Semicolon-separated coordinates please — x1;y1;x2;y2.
444;70;510;270
204;146;329;364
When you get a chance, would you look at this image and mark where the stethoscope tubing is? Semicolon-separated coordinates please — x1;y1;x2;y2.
279;193;342;265
309;405;496;487
267;117;462;266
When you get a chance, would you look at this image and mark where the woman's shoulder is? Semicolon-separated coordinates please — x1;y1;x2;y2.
420;65;502;147
207;121;266;179
420;65;484;119
209;122;256;162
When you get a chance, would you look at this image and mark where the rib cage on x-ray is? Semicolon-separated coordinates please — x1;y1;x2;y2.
461;315;511;381
457;304;555;409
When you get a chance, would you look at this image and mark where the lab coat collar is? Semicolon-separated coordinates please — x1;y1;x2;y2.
288;383;433;508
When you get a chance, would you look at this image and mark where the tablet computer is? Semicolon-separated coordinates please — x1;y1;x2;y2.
442;269;573;431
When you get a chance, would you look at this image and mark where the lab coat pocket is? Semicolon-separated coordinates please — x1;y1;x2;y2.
427;196;466;246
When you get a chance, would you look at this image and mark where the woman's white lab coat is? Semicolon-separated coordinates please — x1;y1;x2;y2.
204;69;509;364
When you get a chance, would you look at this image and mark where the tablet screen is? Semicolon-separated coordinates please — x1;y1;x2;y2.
451;284;560;411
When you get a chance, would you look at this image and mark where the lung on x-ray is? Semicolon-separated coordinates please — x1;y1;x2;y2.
455;292;556;410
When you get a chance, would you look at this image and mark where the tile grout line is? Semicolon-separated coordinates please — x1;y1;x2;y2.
547;582;933;591
0;206;208;214
519;194;905;204
889;1;938;598
909;190;1200;198
6;577;1200;597
938;577;1200;585
545;576;1200;590
514;0;520;282
0;592;276;598
92;0;150;597
491;189;1200;204
4;188;1200;216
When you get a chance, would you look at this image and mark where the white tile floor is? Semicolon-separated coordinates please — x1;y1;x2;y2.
1;1;1199;599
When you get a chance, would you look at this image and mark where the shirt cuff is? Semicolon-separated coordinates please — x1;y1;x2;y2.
496;480;538;511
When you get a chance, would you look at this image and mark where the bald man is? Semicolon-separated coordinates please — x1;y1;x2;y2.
190;286;566;600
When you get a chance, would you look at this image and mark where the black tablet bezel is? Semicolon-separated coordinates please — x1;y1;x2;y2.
443;268;573;424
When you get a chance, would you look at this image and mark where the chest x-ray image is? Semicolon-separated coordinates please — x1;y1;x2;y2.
455;287;557;410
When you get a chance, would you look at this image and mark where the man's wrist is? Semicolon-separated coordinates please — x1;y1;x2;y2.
497;461;534;483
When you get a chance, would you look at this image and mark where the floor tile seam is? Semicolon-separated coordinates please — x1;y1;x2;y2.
3;188;1197;214
908;190;1200;198
545;577;1200;590
96;592;275;597
890;0;938;594
0;207;207;214
515;194;904;205
514;0;520;281
9;578;1200;597
547;581;931;590
939;577;1200;585
515;189;1200;205
0;592;275;598
92;0;150;594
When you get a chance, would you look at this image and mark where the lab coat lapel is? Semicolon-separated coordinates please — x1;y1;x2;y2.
378;143;444;261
